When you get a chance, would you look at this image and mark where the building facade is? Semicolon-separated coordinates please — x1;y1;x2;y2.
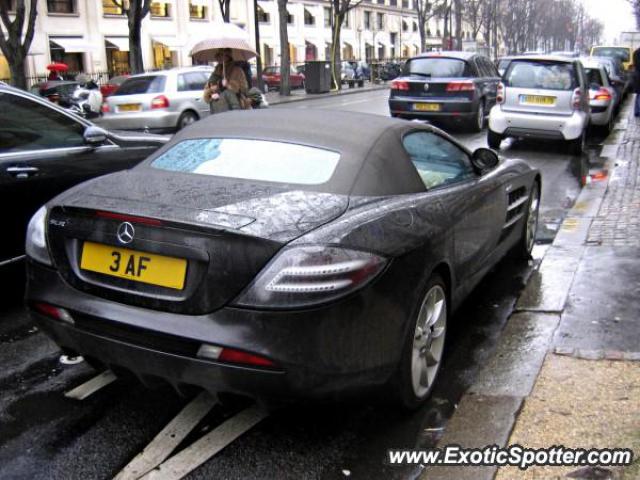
0;0;481;81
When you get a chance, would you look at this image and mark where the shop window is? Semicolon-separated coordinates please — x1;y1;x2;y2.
304;9;315;26
189;3;207;19
258;5;270;23
102;0;123;15
151;2;171;18
324;7;331;28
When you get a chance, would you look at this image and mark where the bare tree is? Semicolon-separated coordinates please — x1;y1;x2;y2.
0;0;37;89
628;0;640;29
112;0;152;74
453;0;463;50
414;0;439;52
277;0;290;95
329;0;364;90
463;0;485;41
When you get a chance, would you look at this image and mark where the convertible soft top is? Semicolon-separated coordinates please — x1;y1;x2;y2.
146;109;429;196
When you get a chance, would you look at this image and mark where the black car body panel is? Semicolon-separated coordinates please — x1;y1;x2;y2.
389;51;500;124
0;85;167;268
26;109;539;401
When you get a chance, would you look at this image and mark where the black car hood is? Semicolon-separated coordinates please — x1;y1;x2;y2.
56;169;349;242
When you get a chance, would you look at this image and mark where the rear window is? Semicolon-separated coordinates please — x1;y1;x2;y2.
504;61;577;91
150;139;340;185
585;68;604;87
403;58;469;78
114;76;166;95
591;47;630;63
498;59;511;71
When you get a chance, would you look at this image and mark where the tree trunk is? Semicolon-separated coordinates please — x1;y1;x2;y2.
9;56;27;90
454;0;462;50
331;19;342;90
128;11;145;73
277;0;291;96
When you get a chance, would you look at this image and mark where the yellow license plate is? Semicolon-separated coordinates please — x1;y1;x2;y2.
118;104;141;112
414;103;441;112
521;95;555;105
80;242;187;290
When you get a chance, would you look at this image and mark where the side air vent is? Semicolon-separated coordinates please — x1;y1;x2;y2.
500;187;528;241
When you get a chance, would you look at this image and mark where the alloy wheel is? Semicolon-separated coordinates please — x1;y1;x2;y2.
525;186;540;253
477;103;484;130
411;285;447;398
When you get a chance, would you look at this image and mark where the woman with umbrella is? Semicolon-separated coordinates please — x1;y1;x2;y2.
47;62;68;81
191;23;257;113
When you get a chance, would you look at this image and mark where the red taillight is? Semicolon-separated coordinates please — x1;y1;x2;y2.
593;88;612;101
496;82;505;104
101;102;110;113
33;303;74;324
446;81;475;92
391;80;410;91
572;88;582;110
151;95;170;109
95;211;163;226
218;348;276;368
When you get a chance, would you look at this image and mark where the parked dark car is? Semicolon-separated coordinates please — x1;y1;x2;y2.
26;109;540;408
30;80;80;102
389;51;501;132
379;62;403;81
0;84;167;295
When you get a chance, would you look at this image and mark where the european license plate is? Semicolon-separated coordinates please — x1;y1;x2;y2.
520;95;555;106
118;103;141;112
80;242;187;290
414;103;441;112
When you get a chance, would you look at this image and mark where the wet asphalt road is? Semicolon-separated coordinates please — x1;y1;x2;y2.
0;89;608;479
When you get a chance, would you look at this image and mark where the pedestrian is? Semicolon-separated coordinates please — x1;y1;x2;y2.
633;47;640;117
203;48;250;114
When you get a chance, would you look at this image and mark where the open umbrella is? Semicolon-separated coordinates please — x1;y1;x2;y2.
190;22;257;63
46;62;69;72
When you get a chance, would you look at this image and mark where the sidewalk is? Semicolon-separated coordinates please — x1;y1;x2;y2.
423;99;640;480
263;80;388;106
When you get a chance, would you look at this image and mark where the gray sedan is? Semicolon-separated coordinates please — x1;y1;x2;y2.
97;67;213;133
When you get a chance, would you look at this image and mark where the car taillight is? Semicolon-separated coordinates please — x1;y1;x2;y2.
571;88;582;110
446;81;475;92
233;246;387;309
33;302;74;325
151;95;170;109
196;344;276;368
593;88;612;101
496;82;505;104
390;80;410;91
101;102;110;113
95;210;163;226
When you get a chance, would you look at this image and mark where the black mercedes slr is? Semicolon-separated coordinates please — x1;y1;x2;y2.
26;109;540;408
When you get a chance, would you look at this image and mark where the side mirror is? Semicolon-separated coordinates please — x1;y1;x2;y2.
471;147;499;172
83;125;108;146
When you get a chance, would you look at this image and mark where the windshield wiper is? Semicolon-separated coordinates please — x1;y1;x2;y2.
408;72;432;78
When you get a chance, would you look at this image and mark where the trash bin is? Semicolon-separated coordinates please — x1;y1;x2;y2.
304;61;332;93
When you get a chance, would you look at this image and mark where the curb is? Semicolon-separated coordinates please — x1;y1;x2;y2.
266;83;389;106
422;96;634;480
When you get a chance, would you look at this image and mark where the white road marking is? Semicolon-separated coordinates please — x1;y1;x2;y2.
140;405;268;480
64;370;117;400
114;392;216;480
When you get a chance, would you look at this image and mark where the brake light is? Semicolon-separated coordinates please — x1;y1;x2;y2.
95;211;163;226
151;95;170;109
593;88;612;101
446;81;475;92
391;80;410;91
101;102;110;113
218;348;276;368
571;88;582;110
496;82;505;104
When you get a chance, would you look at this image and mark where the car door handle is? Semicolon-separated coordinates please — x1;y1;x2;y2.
6;166;39;178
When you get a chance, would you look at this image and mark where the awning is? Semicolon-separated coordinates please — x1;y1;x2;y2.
49;37;98;53
105;36;129;52
152;36;186;51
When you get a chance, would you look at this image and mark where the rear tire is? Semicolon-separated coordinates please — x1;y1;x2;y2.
511;180;540;261
469;101;485;133
487;129;503;150
392;274;447;410
177;110;198;130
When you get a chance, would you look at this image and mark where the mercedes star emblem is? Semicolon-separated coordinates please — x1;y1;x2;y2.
117;222;135;244
423;83;430;91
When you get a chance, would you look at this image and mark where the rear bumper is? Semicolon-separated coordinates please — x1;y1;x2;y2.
488;105;587;141
96;110;180;132
389;96;477;120
589;101;613;126
26;260;405;402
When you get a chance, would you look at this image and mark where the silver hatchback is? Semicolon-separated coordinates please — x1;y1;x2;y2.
97;67;213;133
